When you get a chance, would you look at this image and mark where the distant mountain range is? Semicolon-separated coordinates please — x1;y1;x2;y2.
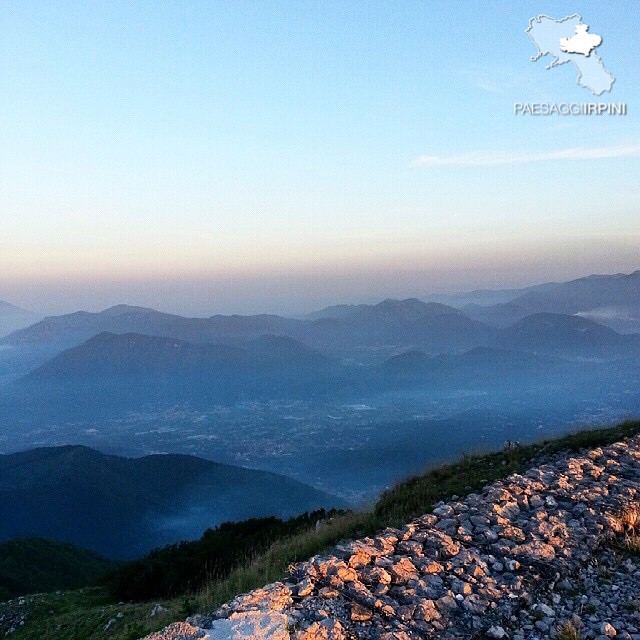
508;271;640;314
306;299;460;322
436;271;640;334
0;445;344;559
2;270;637;360
0;301;39;339
0;269;638;432
0;305;310;384
421;282;561;308
499;312;640;359
1;298;484;360
0;270;637;516
1;303;302;352
297;299;495;360
2;317;637;428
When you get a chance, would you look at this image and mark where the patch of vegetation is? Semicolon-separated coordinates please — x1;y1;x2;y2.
196;510;380;610
103;509;347;601
608;502;640;557
558;622;581;640
0;588;181;640
0;539;117;599
612;533;640;557
623;535;640;554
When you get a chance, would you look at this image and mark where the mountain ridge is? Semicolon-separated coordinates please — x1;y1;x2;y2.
0;445;345;559
462;270;640;333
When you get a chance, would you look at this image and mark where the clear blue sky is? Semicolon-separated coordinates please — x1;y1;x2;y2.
1;1;638;315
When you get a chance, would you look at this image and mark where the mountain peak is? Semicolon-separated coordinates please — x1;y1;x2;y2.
100;304;159;316
368;298;461;322
375;297;423;307
0;300;30;313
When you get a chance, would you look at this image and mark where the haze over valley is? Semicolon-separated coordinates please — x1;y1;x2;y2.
1;270;638;519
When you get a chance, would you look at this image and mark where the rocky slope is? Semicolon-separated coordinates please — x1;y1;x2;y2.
145;436;640;640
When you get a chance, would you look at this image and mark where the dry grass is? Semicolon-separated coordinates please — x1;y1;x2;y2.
609;504;640;556
557;622;581;640
620;533;640;555
621;506;640;533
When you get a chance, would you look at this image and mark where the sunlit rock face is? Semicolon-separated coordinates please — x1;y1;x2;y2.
146;435;640;639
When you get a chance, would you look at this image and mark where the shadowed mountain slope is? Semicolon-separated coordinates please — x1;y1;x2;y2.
1;332;342;422
0;538;116;599
0;446;344;559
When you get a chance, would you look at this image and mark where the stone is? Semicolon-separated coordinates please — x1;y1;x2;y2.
433;504;454;518
530;495;544;508
327;562;358;583
350;603;372;622
295;619;345;640
512;541;556;561
414;599;441;622
450;578;472;595
421;560;444;574
228;583;292;612
348;551;372;569
388;558;418;583
296;578;314;597
150;604;170;617
145;622;206;640
536;603;555;617
435;595;458;612
206;612;289;639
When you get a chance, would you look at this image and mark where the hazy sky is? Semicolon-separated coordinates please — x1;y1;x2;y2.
1;1;638;316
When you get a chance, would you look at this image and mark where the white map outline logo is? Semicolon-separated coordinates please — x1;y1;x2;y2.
526;14;615;96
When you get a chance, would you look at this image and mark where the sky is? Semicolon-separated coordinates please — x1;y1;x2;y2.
1;1;638;316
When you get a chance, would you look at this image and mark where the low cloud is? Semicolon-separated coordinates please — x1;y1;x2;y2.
410;144;640;168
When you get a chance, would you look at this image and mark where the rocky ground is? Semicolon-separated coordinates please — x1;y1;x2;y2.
0;594;40;636
145;436;640;640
